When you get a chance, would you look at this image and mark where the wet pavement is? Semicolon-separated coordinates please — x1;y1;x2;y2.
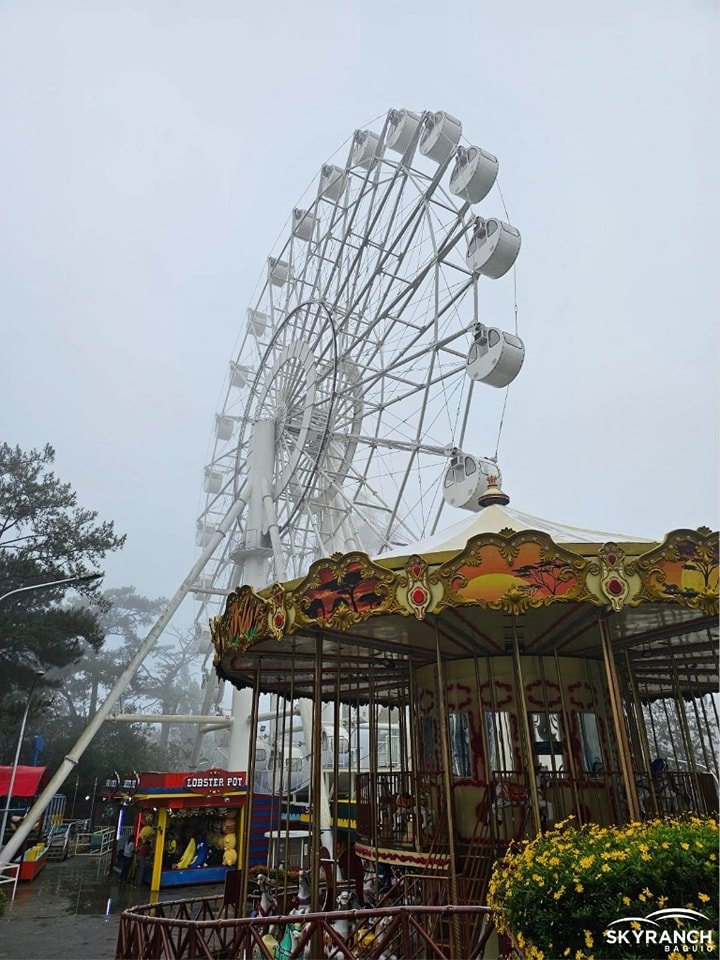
0;855;224;959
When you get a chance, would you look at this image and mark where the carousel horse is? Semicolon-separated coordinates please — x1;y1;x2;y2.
273;868;315;960
251;874;280;959
294;868;312;913
362;861;378;906
322;888;355;958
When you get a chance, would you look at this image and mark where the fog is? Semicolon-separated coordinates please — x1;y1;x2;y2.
1;0;717;633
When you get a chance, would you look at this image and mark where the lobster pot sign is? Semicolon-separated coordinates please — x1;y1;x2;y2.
386;108;422;154
442;452;501;511
466;326;525;388
419;111;462;164
450;146;499;203
466;217;521;279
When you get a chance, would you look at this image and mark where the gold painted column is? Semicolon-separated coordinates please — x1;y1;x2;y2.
598;614;640;821
510;620;543;834
150;807;167;893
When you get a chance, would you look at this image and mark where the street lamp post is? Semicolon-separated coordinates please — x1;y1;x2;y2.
0;572;102;605
0;671;45;847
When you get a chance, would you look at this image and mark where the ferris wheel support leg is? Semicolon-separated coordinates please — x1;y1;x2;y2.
298;698;336;871
0;487;248;866
228;419;275;772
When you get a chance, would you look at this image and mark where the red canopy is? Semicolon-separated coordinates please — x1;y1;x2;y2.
0;766;47;798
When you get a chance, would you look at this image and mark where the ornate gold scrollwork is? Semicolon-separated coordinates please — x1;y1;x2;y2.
289;550;400;631
398;554;432;620
219;584;270;653
431;530;593;616
627;528;719;615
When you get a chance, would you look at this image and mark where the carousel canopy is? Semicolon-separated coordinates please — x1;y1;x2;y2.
211;490;718;705
379;497;654;564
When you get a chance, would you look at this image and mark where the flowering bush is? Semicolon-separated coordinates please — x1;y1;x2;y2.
488;816;718;960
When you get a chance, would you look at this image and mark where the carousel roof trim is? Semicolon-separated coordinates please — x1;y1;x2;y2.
376;501;655;567
212;525;718;704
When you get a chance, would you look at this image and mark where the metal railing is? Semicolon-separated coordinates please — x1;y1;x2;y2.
116;895;492;959
0;861;20;902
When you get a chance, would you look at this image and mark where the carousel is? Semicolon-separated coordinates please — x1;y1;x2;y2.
116;108;718;960
209;482;719;958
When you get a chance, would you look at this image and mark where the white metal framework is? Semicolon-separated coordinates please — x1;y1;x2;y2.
194;108;522;649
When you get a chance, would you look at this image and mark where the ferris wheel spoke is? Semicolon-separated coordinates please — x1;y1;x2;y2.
201;108;520;594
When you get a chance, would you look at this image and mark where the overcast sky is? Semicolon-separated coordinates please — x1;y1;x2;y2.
1;0;717;634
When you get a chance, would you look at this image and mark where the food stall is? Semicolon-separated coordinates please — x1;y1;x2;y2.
132;768;253;892
0;765;62;881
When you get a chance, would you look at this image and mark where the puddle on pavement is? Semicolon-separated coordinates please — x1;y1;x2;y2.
5;856;225;919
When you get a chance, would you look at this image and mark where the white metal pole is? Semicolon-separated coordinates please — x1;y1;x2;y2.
0;487;248;865
227;420;275;771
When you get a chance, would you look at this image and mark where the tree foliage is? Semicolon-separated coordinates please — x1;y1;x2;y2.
0;442;125;712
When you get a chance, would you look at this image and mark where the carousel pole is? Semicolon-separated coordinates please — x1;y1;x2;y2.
597;613;641;821
509;619;543;834
551;649;582;823
665;639;702;801
433;620;461;955
239;663;262;915
310;638;325;960
408;663;423;854
623;651;658;813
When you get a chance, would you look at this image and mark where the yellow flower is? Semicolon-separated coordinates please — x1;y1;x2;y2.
680;842;690;850
642;888;652;898
640;852;651;861
601;864;610;873
563;950;571;958
622;896;631;906
639;893;646;902
584;930;594;948
579;855;595;868
698;893;710;903
631;921;641;931
657;896;668;907
575;883;584;893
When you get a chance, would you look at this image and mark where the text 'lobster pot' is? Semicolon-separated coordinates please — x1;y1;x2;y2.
466;325;525;388
386;108;421;154
442;450;502;511
419;111;462;164
466;217;521;279
450;146;499;203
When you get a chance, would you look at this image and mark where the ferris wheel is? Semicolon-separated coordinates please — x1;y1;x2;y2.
193;108;524;638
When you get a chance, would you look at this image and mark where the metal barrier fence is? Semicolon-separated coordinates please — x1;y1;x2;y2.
116;896;492;960
0;861;20;902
